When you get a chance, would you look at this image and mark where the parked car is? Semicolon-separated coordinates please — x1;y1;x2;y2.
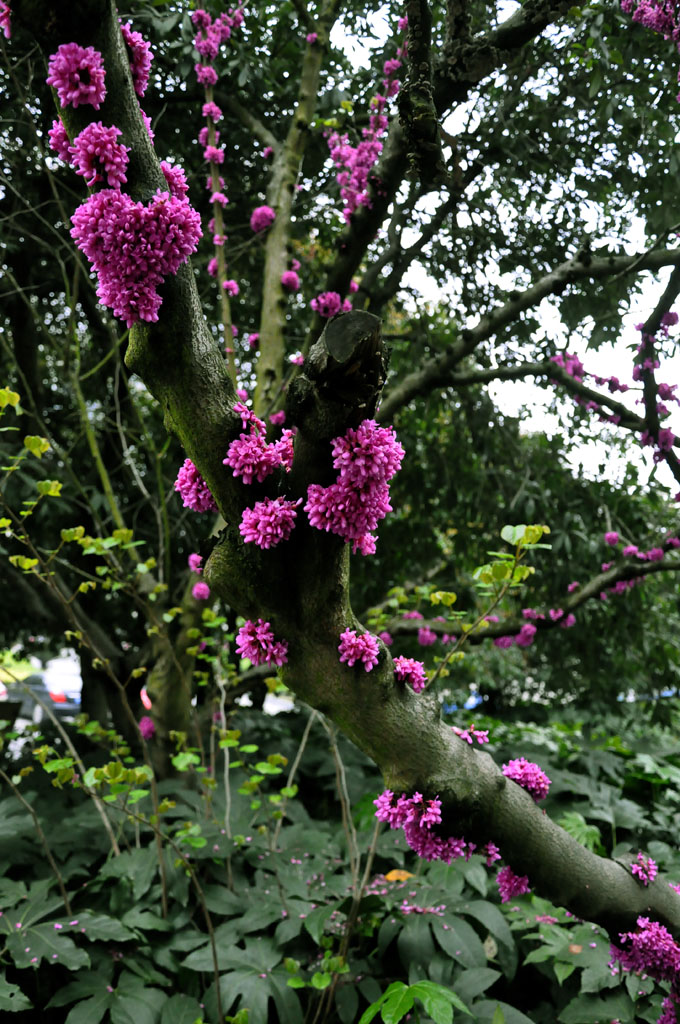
0;673;81;722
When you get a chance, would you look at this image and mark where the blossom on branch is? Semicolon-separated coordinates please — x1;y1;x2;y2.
47;43;106;109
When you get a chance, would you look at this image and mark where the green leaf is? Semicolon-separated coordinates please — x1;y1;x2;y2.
6;923;90;971
381;984;414;1024
0;973;33;1012
160;993;205;1024
409;981;471;1018
65;991;115;1024
558;991;635;1023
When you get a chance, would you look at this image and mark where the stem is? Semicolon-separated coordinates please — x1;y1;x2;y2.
271;708;317;848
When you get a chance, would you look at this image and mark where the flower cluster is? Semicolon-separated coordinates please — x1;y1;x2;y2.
224;403;294;485
502;757;551;801
393;655;427;693
250;205;276;233
0;2;10;40
631;852;658;886
120;20;153;96
610;916;680;984
235;618;288;666
138;716;155;740
338;628;380;671
374;790;470;863
192;8;244;315
174;459;217;513
239;496;301;549
326;18;407;221
47;43;106;109
452;723;490;745
497;865;531;903
310;291;352;318
305;419;404;555
69;122;130;188
71;189;202;326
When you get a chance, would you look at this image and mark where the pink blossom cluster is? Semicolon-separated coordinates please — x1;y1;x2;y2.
393;655;427;693
239;496;302;549
71;189;202;326
250;205;276;233
224;402;294;484
310;291;352;317
338;628;380;671
417;626;438;646
139;715;155;740
120;20;153;96
188;553;203;573
502;757;551;801
69;122;130;188
631;852;658;886
497;865;531;903
326;17;407;221
305;419;404;555
192;581;210;600
452;723;490;745
192;9;244;295
0;2;10;40
174;459;217;513
374;790;470;863
160;161;189;198
610;916;680;985
47;43;107;109
235;618;288;666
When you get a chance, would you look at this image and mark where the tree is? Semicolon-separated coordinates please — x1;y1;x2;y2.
3;0;680;1019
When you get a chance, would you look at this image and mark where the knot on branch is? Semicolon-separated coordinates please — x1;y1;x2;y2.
287;311;387;442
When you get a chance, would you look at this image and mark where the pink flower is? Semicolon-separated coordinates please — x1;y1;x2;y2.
305;420;403;555
502;757;551;800
248;333;260;350
485;842;501;866
567;581;580;593
605;531;619;546
192;581;210;600
236;619;288;666
188;553;203;573
306;31;318;43
281;270;300;292
310;291;342;318
202;100;223;121
269;410;286;426
139;716;155;740
250;205;276;232
48;119;72;163
378;631;393;646
417;626;437;646
239;496;301;549
610;916;680;983
120;21;153;97
195;63;218;86
174;459;217;513
338;628;380;671
160;161;189;198
204;145;225;164
0;1;10;39
70;122;129;188
70;189;202;327
631;852;658;886
263;146;274;158
393;655;427;693
515;623;537;647
223;279;239;296
290;352;304;365
497;865;530;903
47;43;106;109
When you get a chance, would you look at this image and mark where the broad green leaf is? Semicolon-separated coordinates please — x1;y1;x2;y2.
0;973;33;1012
381;984;414;1023
65;991;115;1024
160;993;204;1024
558;991;635;1023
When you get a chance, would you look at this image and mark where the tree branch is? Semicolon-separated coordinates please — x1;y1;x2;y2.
378;246;680;422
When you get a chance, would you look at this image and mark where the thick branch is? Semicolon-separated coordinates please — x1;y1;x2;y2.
378;246;680;422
